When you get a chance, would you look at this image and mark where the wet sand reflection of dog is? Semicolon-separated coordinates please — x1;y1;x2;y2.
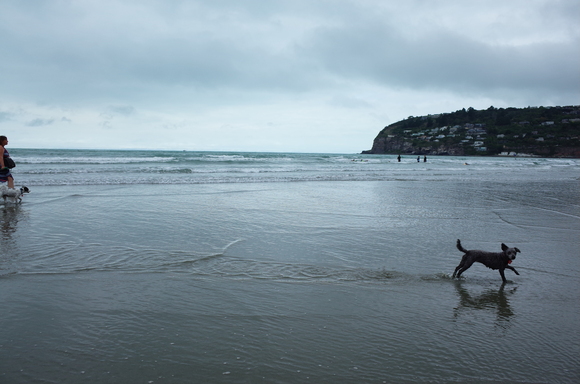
453;281;517;328
1;205;25;259
1;205;21;237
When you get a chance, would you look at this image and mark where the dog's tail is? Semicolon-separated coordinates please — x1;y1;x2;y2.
456;239;468;253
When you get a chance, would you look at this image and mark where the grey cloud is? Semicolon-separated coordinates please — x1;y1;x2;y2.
1;26;322;106
0;0;578;152
0;111;14;123
329;95;372;109
108;105;136;116
301;21;579;97
0;0;354;108
2;0;578;106
26;118;56;127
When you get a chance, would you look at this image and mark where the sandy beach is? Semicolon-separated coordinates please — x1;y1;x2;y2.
1;150;579;383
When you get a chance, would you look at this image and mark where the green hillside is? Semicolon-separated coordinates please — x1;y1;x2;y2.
362;105;580;157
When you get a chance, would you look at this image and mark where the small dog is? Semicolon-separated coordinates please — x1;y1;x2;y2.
1;185;30;203
453;239;521;283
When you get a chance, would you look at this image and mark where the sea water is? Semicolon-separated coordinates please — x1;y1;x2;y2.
1;149;579;383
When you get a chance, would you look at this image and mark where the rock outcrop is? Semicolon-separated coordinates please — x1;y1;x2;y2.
362;105;580;157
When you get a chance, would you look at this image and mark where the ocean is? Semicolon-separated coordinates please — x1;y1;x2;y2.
1;149;579;383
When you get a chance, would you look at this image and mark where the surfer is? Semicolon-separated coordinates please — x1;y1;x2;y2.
0;136;15;189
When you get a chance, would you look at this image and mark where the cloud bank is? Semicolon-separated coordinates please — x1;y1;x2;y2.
1;0;578;152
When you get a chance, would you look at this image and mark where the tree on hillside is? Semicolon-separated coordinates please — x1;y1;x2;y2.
495;109;511;126
467;107;476;122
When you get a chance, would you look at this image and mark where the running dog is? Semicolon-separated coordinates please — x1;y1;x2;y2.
1;185;30;203
453;239;521;283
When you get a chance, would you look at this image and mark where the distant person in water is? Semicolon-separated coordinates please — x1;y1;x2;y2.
397;155;401;162
423;155;427;162
417;156;420;162
0;135;15;189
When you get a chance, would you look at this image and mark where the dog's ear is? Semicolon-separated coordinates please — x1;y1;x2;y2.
501;243;508;251
515;247;521;253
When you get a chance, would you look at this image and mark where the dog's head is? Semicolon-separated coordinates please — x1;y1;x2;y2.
501;243;521;262
20;186;30;194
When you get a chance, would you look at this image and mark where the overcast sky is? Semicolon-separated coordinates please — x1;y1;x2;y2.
1;0;579;153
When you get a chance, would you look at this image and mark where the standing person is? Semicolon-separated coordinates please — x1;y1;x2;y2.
417;156;420;162
423;155;427;162
0;136;15;189
397;154;401;162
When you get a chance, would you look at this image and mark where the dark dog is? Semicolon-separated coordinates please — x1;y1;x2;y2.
453;239;521;283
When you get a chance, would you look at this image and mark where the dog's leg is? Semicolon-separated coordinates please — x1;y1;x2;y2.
506;265;519;275
499;268;507;283
452;262;461;278
454;257;475;278
452;265;460;278
455;265;472;278
453;255;467;278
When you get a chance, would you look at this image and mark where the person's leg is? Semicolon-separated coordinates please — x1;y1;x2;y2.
8;176;14;189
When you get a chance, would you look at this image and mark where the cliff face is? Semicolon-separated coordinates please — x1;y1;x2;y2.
362;106;580;157
364;136;465;156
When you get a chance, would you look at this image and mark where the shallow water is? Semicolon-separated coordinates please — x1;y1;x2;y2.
1;151;579;383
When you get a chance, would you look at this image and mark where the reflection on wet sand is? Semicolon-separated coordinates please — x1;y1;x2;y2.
453;281;517;327
1;205;25;257
2;205;21;235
